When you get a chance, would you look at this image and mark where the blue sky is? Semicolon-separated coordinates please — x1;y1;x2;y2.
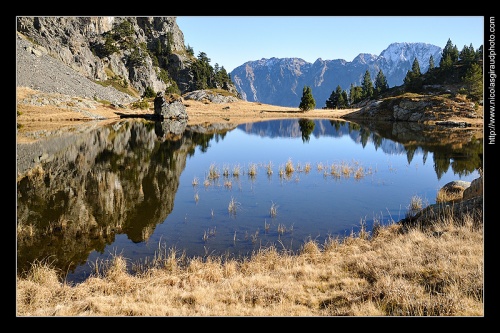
176;16;485;73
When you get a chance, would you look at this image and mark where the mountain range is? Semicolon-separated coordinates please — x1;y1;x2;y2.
229;42;443;107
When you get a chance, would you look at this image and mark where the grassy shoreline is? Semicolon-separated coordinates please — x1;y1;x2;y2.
16;205;483;317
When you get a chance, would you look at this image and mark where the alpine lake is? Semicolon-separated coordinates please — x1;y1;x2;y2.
16;117;483;284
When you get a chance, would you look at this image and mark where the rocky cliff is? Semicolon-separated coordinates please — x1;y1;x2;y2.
16;17;235;98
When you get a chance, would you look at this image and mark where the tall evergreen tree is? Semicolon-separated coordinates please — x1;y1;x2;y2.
451;45;460;63
403;58;424;91
335;85;343;108
190;51;213;90
325;88;338;109
341;90;349;108
374;69;389;95
429;55;435;70
476;45;483;61
463;62;483;101
460;43;476;62
411;58;421;76
361;70;374;100
349;83;363;105
404;58;421;86
299;86;316;111
440;38;459;68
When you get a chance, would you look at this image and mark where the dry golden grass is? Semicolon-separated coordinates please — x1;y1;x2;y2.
16;211;483;317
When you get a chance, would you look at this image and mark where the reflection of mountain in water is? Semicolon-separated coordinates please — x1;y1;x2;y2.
16;120;236;277
238;119;482;179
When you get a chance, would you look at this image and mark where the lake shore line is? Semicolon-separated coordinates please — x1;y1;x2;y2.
16;87;356;144
16;87;483;145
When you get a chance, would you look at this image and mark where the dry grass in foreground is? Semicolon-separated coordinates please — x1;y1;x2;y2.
16;211;483;317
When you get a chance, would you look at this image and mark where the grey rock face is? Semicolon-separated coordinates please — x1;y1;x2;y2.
16;33;137;105
463;177;483;200
183;90;239;103
153;92;188;120
16;17;196;96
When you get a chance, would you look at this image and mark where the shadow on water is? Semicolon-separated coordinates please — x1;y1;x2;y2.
16;118;482;282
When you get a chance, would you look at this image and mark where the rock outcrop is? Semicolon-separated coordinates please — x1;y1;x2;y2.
400;176;483;228
463;177;483;200
153;92;188;120
183;90;240;104
344;94;482;126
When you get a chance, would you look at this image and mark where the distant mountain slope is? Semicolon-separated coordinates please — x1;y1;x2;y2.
230;42;442;107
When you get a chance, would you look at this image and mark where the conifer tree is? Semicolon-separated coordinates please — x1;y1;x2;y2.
349;83;363;105
403;58;423;91
374;69;389;95
325;89;338;109
340;90;349;108
460;44;476;62
299;86;316;111
463;62;483;101
440;38;459;68
361;70;374;100
429;55;435;70
404;58;421;86
411;58;421;76
334;85;343;108
476;45;483;61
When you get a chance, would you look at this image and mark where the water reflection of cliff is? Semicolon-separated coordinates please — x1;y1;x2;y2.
16;119;236;277
238;119;483;179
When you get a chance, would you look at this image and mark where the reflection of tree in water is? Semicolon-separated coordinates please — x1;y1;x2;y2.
16;120;233;279
359;127;371;148
298;119;315;143
241;118;481;179
330;119;483;180
329;119;346;132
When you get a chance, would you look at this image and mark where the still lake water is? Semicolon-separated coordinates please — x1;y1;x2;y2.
16;118;482;284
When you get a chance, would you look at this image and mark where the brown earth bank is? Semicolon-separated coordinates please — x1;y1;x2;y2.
16;87;483;144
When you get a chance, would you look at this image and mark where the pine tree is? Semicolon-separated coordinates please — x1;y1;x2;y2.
349;83;363;105
334;85;343;108
429;55;435;70
403;58;424;91
299;86;316;111
440;38;459;68
325;89;338;109
476;45;483;62
460;43;476;63
361;70;373;100
340;90;349;108
404;58;421;86
463;62;483;101
411;58;421;76
374;69;389;95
